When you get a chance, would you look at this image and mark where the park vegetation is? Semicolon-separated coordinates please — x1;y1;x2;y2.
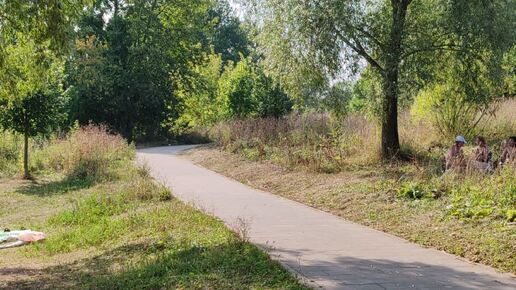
1;0;515;278
0;126;306;288
185;100;515;272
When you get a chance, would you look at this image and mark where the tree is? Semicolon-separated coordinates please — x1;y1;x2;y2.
1;0;89;58
219;56;291;118
174;53;229;132
67;0;250;141
174;53;292;131
206;1;251;63
0;38;66;178
67;0;213;142
242;0;515;158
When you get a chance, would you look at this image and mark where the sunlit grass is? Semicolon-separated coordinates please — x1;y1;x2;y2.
0;126;307;289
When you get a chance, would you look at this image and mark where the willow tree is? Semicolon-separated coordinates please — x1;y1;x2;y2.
242;0;515;158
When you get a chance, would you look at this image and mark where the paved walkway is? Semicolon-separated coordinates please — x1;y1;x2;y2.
137;146;516;290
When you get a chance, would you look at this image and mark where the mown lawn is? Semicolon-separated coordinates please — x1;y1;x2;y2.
183;146;516;274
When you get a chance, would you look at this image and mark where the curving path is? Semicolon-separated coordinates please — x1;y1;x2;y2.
137;146;516;290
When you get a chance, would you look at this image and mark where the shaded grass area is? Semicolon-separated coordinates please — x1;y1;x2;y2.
14;175;96;196
3;240;303;290
183;146;516;274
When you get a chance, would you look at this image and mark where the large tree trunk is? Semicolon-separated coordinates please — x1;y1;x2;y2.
380;0;409;159
381;72;400;158
23;129;30;179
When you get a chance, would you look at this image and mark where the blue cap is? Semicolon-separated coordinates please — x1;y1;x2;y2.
455;135;467;144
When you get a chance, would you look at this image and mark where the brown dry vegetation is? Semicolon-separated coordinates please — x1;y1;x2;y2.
183;99;516;274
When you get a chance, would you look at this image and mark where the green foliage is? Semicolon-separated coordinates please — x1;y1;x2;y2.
207;1;251;63
66;0;251;142
502;46;516;97
321;82;352;119
0;91;67;138
0;35;67;177
175;54;291;133
0;0;88;56
397;182;428;199
219;56;291;118
411;50;513;139
0;131;19;177
174;53;229;133
242;0;515;156
445;167;516;222
411;83;485;139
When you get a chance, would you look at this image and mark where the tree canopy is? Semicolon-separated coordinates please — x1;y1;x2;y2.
65;0;253;141
241;0;515;157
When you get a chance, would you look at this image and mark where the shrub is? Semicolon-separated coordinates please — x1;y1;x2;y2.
174;54;292;134
397;182;428;199
453;166;515;221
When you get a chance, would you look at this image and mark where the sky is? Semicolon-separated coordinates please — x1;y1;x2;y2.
228;0;245;20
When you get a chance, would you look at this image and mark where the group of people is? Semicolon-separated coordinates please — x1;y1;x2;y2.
445;135;516;172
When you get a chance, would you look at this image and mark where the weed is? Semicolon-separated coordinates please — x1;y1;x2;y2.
232;217;252;242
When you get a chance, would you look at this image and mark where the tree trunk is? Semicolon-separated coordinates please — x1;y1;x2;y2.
23;129;30;179
381;72;400;158
123;120;134;143
380;0;409;159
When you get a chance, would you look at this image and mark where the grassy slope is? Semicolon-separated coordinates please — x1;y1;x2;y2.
0;162;307;289
183;146;516;274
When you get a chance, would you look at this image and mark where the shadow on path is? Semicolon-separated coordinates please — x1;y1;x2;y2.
267;246;515;289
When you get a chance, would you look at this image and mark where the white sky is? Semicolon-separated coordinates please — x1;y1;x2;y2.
228;0;245;20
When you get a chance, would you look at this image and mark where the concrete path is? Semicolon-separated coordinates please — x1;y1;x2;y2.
137;146;516;290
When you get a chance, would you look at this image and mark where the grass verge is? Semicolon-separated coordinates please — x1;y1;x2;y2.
182;145;516;274
0;127;307;290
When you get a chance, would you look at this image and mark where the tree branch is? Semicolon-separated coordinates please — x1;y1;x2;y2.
335;29;385;74
401;44;466;59
352;25;386;51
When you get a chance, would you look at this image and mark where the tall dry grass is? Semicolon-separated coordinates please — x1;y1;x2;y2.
34;125;134;180
208;99;515;174
210;113;379;173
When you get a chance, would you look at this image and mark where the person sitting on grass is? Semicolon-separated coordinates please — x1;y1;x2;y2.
446;135;466;171
474;136;491;162
500;136;516;166
472;136;493;172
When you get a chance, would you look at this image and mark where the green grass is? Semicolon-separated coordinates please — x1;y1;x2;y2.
0;127;307;289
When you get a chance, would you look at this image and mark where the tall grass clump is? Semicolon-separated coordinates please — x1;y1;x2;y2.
210;113;379;173
0;131;21;177
34;124;134;180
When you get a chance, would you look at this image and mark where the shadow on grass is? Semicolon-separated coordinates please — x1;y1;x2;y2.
14;176;96;197
3;240;515;290
0;241;307;290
